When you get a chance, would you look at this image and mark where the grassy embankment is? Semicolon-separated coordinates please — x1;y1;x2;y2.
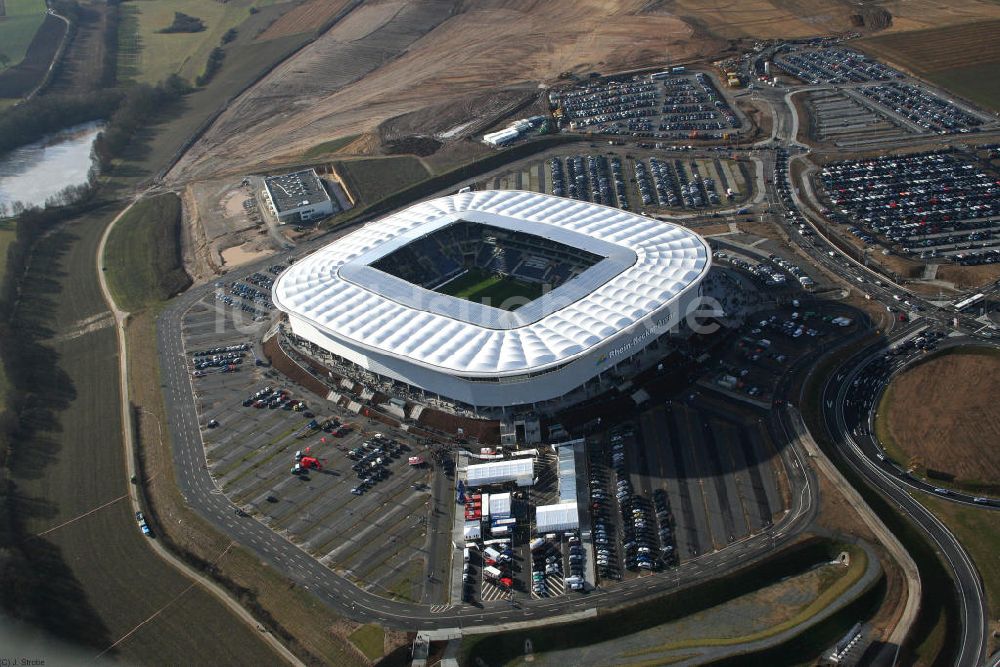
348;623;385;662
799;338;962;666
622;546;869;656
304;134;359;158
462;538;882;666
103;193;191;311
0;219;13;400
917;494;1000;637
335;156;432;205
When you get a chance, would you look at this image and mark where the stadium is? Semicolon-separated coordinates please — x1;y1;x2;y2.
272;190;711;414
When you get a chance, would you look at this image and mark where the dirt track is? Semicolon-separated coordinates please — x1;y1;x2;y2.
884;351;1000;486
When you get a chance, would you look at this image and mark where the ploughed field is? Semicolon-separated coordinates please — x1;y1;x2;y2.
859;20;1000;111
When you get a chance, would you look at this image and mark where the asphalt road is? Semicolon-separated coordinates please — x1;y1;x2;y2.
752;83;988;667
841;333;1000;508
142;55;1000;649
746;83;995;666
155;258;819;631
821;329;989;667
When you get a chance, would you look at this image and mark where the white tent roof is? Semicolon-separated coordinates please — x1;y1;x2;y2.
557;440;582;504
466;458;534;487
272;191;710;377
463;521;481;539
535;502;580;533
489;492;512;518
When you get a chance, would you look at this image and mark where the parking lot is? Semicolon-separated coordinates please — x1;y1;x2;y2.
805;90;915;147
552;70;742;140
482;150;749;212
585;399;785;583
710;306;857;402
818;151;1000;265
778;46;994;143
775;46;900;85
856;82;986;135
712;248;816;291
183;273;452;603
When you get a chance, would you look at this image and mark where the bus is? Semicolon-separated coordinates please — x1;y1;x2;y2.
953;293;985;311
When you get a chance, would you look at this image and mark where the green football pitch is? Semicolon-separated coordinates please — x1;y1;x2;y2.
438;268;542;311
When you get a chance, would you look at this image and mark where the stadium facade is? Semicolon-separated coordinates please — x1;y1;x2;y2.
272;191;710;412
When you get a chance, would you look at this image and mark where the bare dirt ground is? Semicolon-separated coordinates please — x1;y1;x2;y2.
167;0;1000;185
934;263;1000;290
875;0;1000;33
167;0;726;182
859;19;1000;73
256;0;355;41
884;350;1000;486
221;242;272;267
181;179;278;282
691;223;733;236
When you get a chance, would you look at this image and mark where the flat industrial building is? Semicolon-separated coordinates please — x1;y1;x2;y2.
273;190;710;410
262;169;336;224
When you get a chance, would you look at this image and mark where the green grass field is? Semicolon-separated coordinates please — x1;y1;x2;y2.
347;624;385;662
304;134;359;158
4;206;281;664
0;0;46;72
924;64;1000;114
335;156;431;206
103;193;191;311
0;220;13;402
918;495;1000;619
117;0;282;84
439;268;543;310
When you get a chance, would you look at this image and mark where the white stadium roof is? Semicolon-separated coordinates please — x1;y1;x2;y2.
273;191;710;377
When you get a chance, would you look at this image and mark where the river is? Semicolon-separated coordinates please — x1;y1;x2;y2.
0;121;104;212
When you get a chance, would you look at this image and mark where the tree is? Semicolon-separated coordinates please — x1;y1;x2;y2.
0;53;10;69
